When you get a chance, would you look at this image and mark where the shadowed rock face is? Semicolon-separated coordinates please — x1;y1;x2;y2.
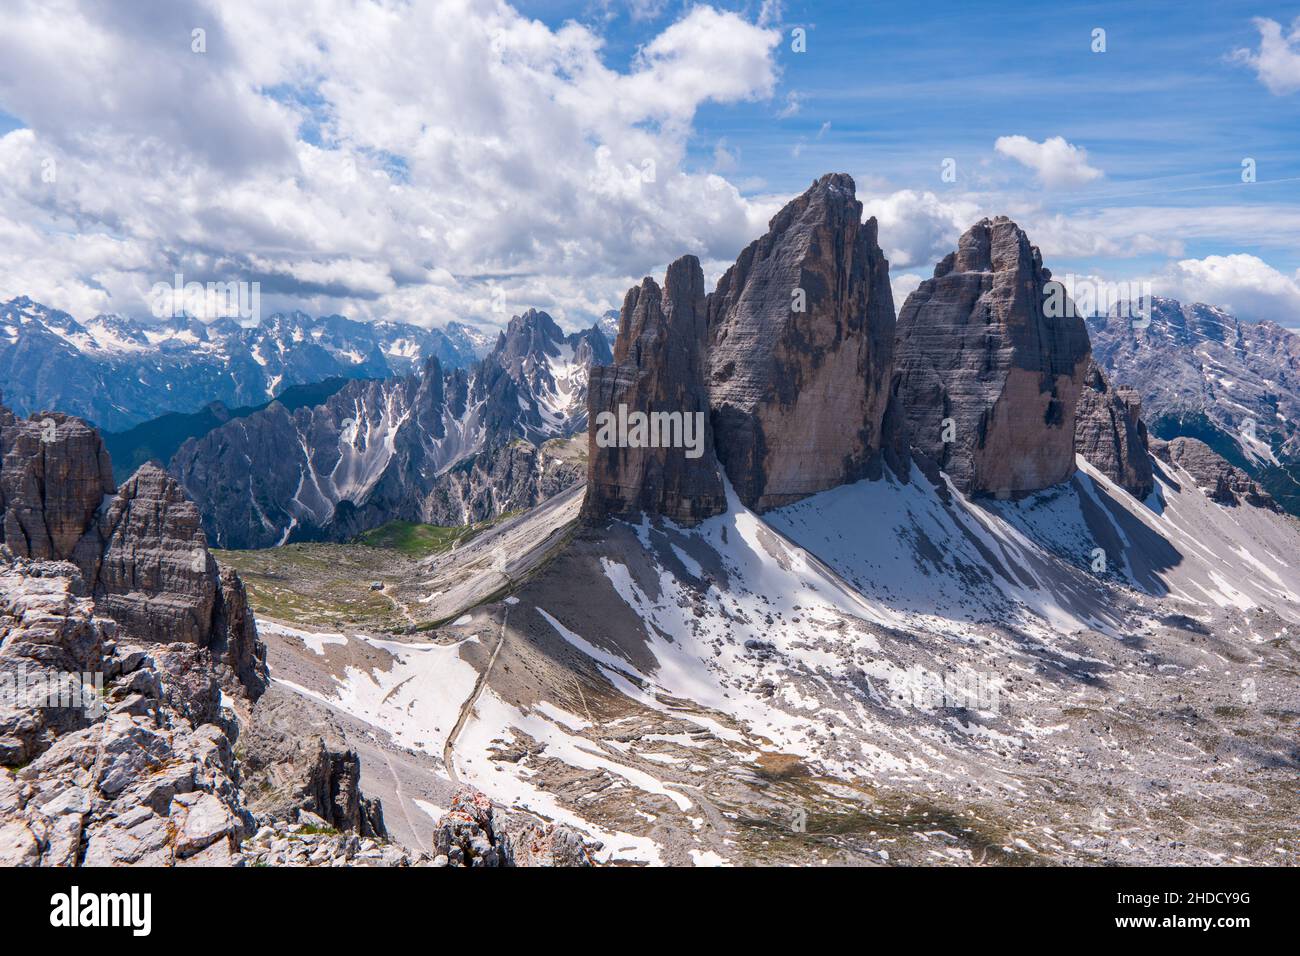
0;408;114;561
1075;362;1154;499
88;463;219;647
707;173;897;511
584;255;726;526
895;216;1092;498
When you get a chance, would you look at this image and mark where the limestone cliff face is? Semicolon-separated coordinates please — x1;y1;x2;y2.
1074;362;1154;499
895;216;1092;497
707;173;897;511
87;463;219;647
584;255;726;526
0;408;114;562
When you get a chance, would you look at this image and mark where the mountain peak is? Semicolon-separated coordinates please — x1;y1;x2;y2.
896;217;1091;497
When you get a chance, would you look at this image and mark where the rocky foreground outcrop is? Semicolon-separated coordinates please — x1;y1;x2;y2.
430;786;593;867
0;402;415;866
895;216;1092;498
584;255;726;525
1074;362;1155;499
708;173;898;511
1152;437;1280;511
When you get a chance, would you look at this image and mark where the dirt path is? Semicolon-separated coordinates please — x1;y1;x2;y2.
442;607;510;784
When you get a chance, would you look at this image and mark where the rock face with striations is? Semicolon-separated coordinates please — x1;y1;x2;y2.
895;216;1092;497
1074;362;1154;499
172;311;610;549
707;173;897;511
0;408;115;562
584;255;726;525
1152;437;1280;511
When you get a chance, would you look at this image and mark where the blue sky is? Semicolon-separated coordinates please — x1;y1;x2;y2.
0;0;1297;326
519;0;1300;306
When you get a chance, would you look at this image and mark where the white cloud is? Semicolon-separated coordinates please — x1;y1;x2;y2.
859;189;980;270
1231;17;1300;95
1155;254;1300;323
890;272;924;308
712;138;740;173
0;0;780;330
994;135;1103;189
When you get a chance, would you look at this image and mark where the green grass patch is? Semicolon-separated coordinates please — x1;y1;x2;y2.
353;520;478;557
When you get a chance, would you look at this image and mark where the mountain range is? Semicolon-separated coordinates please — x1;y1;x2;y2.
1088;297;1300;515
2;172;1298;868
0;297;495;431
170;309;610;548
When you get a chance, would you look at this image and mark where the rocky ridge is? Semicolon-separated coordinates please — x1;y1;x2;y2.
0;299;478;432
1152;436;1281;510
0;402;415;866
172;310;609;549
1074;361;1155;499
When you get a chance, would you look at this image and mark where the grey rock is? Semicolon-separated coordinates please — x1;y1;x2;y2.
1151;437;1280;510
708;173;898;510
895;216;1092;497
241;685;387;837
584;254;727;525
1074;361;1155;498
0;408;114;562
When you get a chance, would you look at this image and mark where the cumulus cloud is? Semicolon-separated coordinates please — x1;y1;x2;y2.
1231;17;1300;95
889;272;924;308
0;0;780;329
994;135;1103;189
859;189;981;270
1155;254;1300;323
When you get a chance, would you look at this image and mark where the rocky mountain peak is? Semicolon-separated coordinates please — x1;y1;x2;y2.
584;254;726;525
895;216;1091;498
707;172;897;511
0;408;115;562
1074;361;1154;499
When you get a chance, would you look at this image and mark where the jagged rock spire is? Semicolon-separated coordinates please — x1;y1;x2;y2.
583;255;725;525
894;216;1092;497
706;172;898;511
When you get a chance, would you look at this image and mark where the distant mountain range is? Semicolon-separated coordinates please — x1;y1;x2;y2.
0;296;495;431
102;378;355;484
170;308;611;548
1088;296;1300;515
